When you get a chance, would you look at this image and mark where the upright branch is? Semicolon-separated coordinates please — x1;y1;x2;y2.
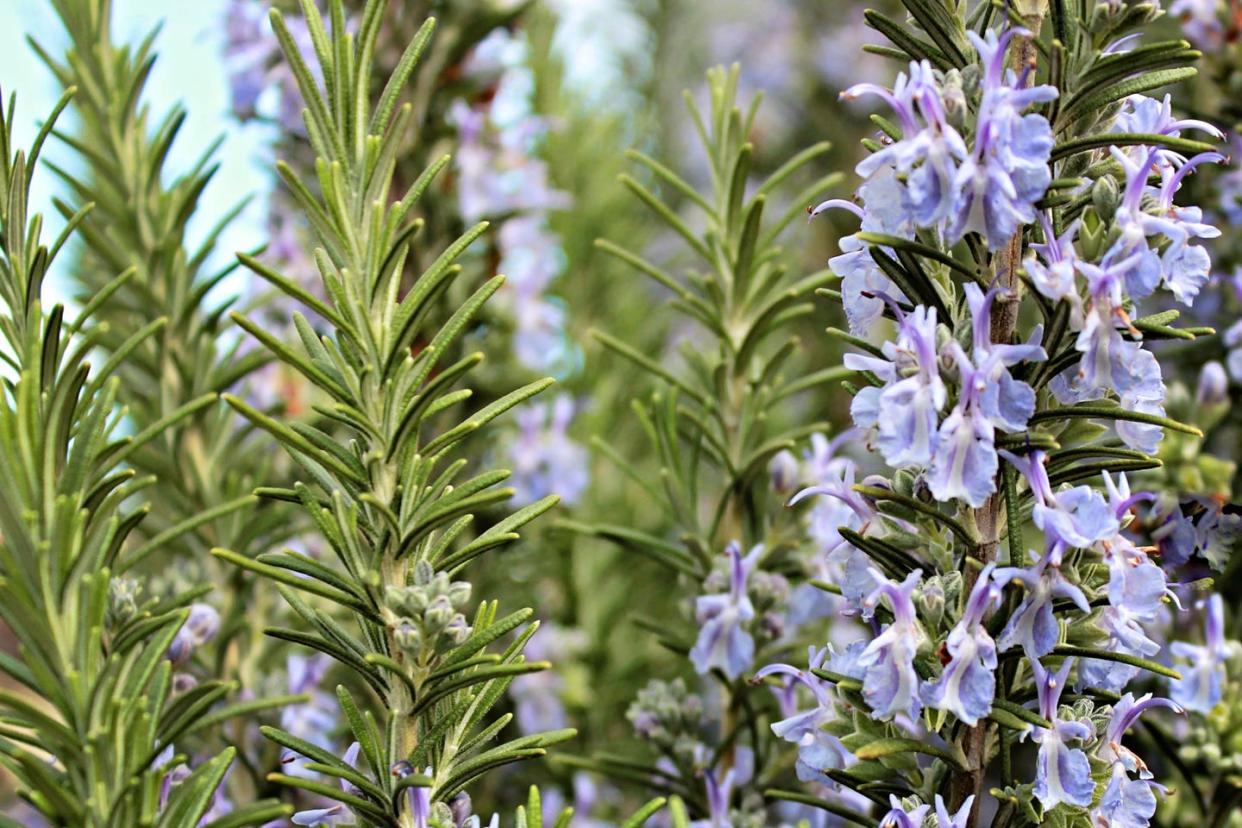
217;1;591;824
0;90;290;828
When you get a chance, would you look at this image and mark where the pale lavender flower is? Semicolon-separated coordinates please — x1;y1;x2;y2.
166;603;220;665
1109;146;1224;305
690;543;762;680
1000;450;1118;564
1197;360;1229;406
510;624;585;733
1082;539;1169;692
280;654;340;779
928;286;1044;507
1169;0;1226;47
1112;95;1223;170
292;743;362;826
877;795;930;828
1090;693;1181;828
845;305;945;468
1025;214;1085;317
755;647;853;783
921;563;1000;725
1171;594;1231;713
1094;767;1158;828
994;550;1090;659
845;60;969;227
506;396;589;507
1028;659;1096;809
687;750;753;828
948;28;1057;249
790;432;873;557
857;570;927;720
936;795;974;828
816;168;913;337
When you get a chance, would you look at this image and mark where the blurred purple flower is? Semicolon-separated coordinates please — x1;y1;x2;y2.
690;543;762;680
1171;594;1231;713
506;395;589;507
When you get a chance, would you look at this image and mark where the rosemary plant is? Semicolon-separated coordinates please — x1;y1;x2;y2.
32;0;295;574
0;92;290;828
756;0;1239;826
215;2;664;824
567;64;851;822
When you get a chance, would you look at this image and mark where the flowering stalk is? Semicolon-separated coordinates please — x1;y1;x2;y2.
772;0;1240;826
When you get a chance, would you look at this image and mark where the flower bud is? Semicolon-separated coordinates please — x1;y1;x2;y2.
107;577;141;627
444;614;471;645
1092;174;1119;218
446;579;472;609
393;619;422;654
413;559;435;586
768;449;799;493
184;604;220;647
424;596;456;632
1197;361;1229;407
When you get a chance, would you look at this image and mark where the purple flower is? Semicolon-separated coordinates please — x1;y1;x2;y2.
690;543;762;680
843;61;969;227
1197;361;1229;407
1094;768;1158;828
922;564;1000;725
1025;214;1085;316
790;432;873;556
280;654;339;778
1089;693;1181;828
948;28;1057;249
995;550;1090;659
1171;594;1231;713
1112;95;1223;169
816;169;914;337
755;648;852;783
1048;246;1169;453
846;305;945;468
1000;450;1118;564
292;743;362;826
1109;146;1224;306
688;753;752;828
878;795;930;828
506;395;590;507
1028;659;1096;809
1099;693;1182;776
1168;0;1226;47
928;286;1044;507
166;604;220;666
858;570;927;720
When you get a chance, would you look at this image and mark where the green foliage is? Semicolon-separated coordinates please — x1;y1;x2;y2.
0;92;288;828
588;64;842;564
32;0;294;575
218;1;574;822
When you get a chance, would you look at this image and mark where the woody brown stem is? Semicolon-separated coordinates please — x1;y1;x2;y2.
950;13;1044;827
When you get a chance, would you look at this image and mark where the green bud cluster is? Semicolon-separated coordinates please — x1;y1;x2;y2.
384;561;474;661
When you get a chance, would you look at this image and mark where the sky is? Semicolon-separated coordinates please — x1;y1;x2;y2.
0;0;272;305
